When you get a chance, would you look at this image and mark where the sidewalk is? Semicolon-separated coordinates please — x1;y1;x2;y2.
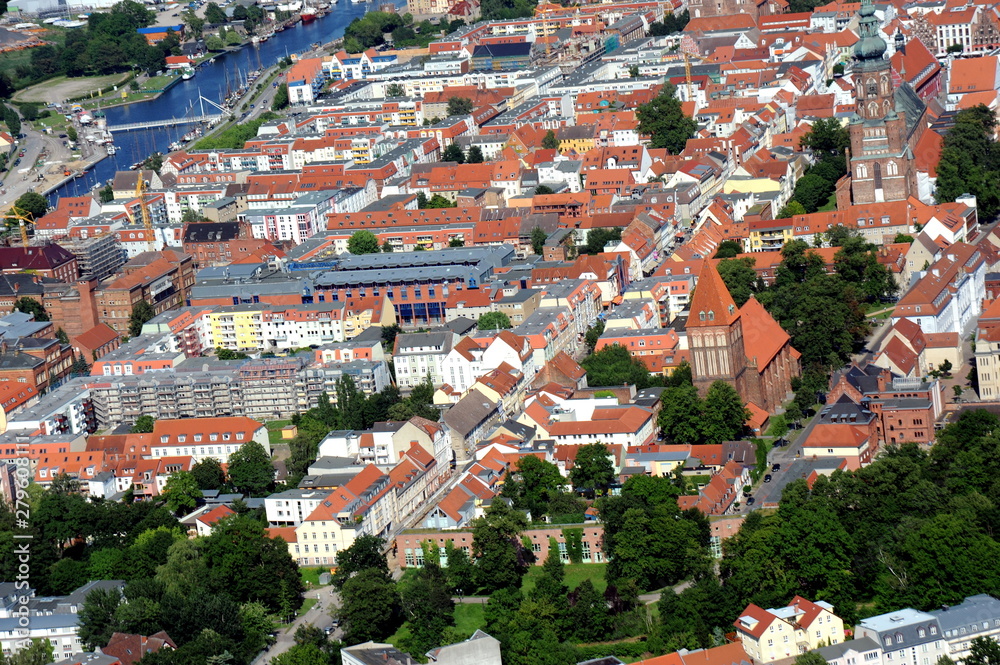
253;585;339;665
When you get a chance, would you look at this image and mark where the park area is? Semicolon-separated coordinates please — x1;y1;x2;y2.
14;73;131;105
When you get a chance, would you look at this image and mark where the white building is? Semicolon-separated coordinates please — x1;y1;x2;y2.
265;488;332;526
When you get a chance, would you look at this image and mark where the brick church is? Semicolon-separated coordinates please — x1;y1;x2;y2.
840;0;927;206
688;261;801;414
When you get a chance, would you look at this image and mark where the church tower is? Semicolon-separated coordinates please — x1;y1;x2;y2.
848;0;920;204
688;261;747;399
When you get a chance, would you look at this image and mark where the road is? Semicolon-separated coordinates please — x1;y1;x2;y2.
254;586;340;665
0;117;90;211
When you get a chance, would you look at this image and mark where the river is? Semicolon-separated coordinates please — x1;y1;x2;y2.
48;0;401;202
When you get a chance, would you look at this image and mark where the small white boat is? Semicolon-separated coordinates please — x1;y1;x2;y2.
182;68;195;80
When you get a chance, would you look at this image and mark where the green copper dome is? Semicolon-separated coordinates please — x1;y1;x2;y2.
853;0;887;61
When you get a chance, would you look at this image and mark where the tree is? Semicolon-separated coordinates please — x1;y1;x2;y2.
12;297;48;322
12;192;47;220
658;384;703;443
542;129;560;150
584;319;605;355
271;83;289;111
713;240;742;258
449;237;464;247
583;227;622;254
338;568;401;644
443;142;466;164
426;194;456;208
581;344;656;389
776;200;807;219
445;542;476;594
386;83;405;97
717;257;759;308
382;241;394;252
398;561;455;655
936;105;1000;217
570;443;615;496
78;587;123;649
894;233;915;244
205;2;227;23
332;535;389;588
348;230;380;255
66;125;78;143
216;347;250;360
226;442;274;496
478;311;512;330
636;83;697;153
629;64;640;78
162;471;203;516
795;653;829;665
799;117;850;156
534;184;554;195
447;97;474;115
128;300;155;337
504;455;564;519
700;381;749;444
531;227;547;255
130;415;156;433
967;638;1000;665
471;500;530;593
467;145;485;163
225;30;242;46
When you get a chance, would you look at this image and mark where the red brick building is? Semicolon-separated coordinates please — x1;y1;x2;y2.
395;522;606;567
0;245;79;282
827;362;943;445
688;261;800;413
0;337;74;395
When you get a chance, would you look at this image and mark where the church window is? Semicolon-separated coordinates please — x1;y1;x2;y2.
867;78;877;96
857;164;868;179
881;76;889;94
887;160;898;176
869;101;879;116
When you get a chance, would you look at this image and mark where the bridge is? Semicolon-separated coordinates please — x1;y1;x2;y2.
105;114;223;132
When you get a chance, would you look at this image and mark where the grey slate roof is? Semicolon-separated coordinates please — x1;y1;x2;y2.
814;637;882;661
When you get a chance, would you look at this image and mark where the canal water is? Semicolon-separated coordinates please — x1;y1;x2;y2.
48;0;399;202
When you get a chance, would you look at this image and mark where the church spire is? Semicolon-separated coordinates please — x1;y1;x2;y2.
854;0;888;66
688;260;741;328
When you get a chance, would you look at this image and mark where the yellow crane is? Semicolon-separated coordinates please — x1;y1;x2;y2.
6;207;36;248
682;50;712;104
133;175;156;252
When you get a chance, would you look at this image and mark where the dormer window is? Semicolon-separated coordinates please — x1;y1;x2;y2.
708;311;715;321
160;436;169;444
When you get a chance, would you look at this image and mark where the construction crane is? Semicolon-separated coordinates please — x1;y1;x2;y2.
6;207;36;248
134;175;156;252
682;50;712;105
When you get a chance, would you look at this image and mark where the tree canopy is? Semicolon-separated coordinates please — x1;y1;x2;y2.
636;84;697;153
936;104;1000;217
347;230;380;255
478;311;513;330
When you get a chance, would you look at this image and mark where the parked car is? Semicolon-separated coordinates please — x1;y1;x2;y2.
764;474;773;483
746;497;756;506
771;463;781;472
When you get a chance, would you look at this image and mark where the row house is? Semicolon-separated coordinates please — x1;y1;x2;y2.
513;306;578;367
397;522;607;568
876;317;959;378
295;359;393;410
4;378;96;436
891;242;986;335
439;330;535;395
676;460;750;515
242;190;337;244
319;416;452;471
147;416;270;463
595;328;688;375
325;49;400;80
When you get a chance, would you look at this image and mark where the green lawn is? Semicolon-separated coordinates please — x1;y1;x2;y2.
818;192;838;212
387;603;485;648
297;597;317;617
522;563;607;595
266;419;293;444
300;566;331;588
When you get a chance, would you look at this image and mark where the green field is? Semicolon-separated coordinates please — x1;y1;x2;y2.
300;565;331;588
387;603;485;648
522;562;607;595
297;597;317;617
266;419;293;444
818;191;838;212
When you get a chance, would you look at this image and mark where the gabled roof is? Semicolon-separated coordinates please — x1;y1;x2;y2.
688;260;740;327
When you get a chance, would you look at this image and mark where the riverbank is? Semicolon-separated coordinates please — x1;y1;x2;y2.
40;150;110;197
